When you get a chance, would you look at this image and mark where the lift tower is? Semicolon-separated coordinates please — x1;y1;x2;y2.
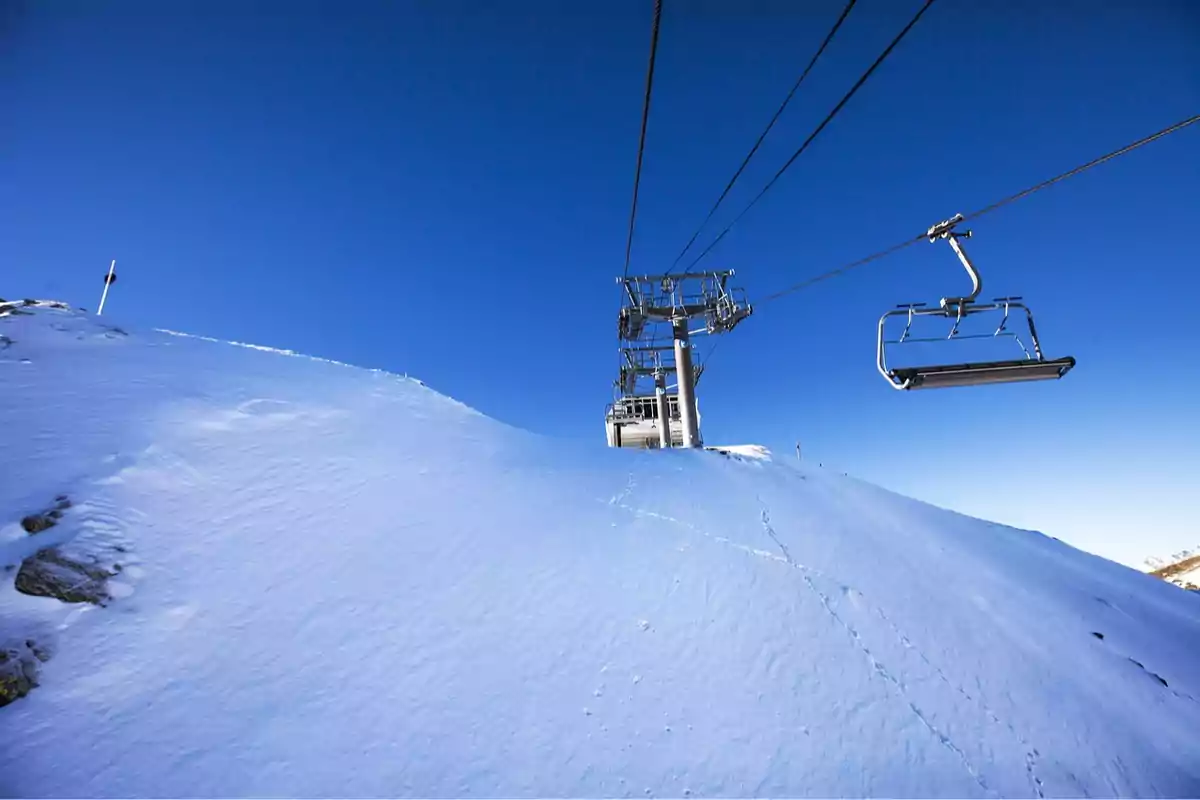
610;270;751;449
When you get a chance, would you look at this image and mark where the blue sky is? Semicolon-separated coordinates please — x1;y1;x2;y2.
3;0;1198;567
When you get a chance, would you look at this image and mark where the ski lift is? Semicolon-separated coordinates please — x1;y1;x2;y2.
877;214;1075;390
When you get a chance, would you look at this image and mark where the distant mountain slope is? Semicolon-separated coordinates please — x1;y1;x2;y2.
2;304;1198;798
1148;550;1200;591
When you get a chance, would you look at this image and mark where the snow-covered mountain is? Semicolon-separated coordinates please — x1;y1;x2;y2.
1145;548;1200;591
1146;548;1196;571
2;302;1198;798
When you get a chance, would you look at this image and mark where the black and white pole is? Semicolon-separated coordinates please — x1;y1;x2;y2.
97;260;117;316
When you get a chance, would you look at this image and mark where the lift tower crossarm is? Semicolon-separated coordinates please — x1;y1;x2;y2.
618;270;752;337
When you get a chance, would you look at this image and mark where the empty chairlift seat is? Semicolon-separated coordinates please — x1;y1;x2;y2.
876;214;1076;391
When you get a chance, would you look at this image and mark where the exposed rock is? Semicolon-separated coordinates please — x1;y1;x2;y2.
20;514;56;534
0;640;48;707
19;496;71;534
15;547;114;605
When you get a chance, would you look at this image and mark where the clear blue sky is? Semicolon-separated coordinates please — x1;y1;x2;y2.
3;0;1198;568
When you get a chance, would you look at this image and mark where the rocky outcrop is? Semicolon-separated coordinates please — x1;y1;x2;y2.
15;548;115;606
2;492;123;709
19;495;71;535
0;639;50;707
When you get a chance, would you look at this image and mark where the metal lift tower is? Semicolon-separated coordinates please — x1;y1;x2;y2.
607;344;692;449
608;270;751;449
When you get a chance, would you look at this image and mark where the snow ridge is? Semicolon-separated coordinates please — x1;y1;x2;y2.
2;305;1199;798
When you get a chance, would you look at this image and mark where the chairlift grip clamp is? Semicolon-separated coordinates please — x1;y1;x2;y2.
927;213;969;242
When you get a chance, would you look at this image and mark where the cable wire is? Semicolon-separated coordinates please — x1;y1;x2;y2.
671;0;859;268
685;0;937;271
622;0;664;280
956;113;1200;226
757;112;1200;305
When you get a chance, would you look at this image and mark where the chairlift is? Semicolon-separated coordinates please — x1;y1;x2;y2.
877;214;1075;390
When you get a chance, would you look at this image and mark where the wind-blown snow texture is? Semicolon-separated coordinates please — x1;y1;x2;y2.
1;304;1198;798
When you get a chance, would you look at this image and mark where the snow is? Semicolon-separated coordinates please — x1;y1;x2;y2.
704;444;773;461
2;303;1199;798
1177;563;1200;587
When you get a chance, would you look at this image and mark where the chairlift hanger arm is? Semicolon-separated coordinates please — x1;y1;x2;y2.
926;213;982;308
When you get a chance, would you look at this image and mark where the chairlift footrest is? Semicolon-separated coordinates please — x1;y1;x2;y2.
890;356;1076;389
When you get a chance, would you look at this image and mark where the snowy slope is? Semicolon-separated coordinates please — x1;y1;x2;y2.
1;303;1198;798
